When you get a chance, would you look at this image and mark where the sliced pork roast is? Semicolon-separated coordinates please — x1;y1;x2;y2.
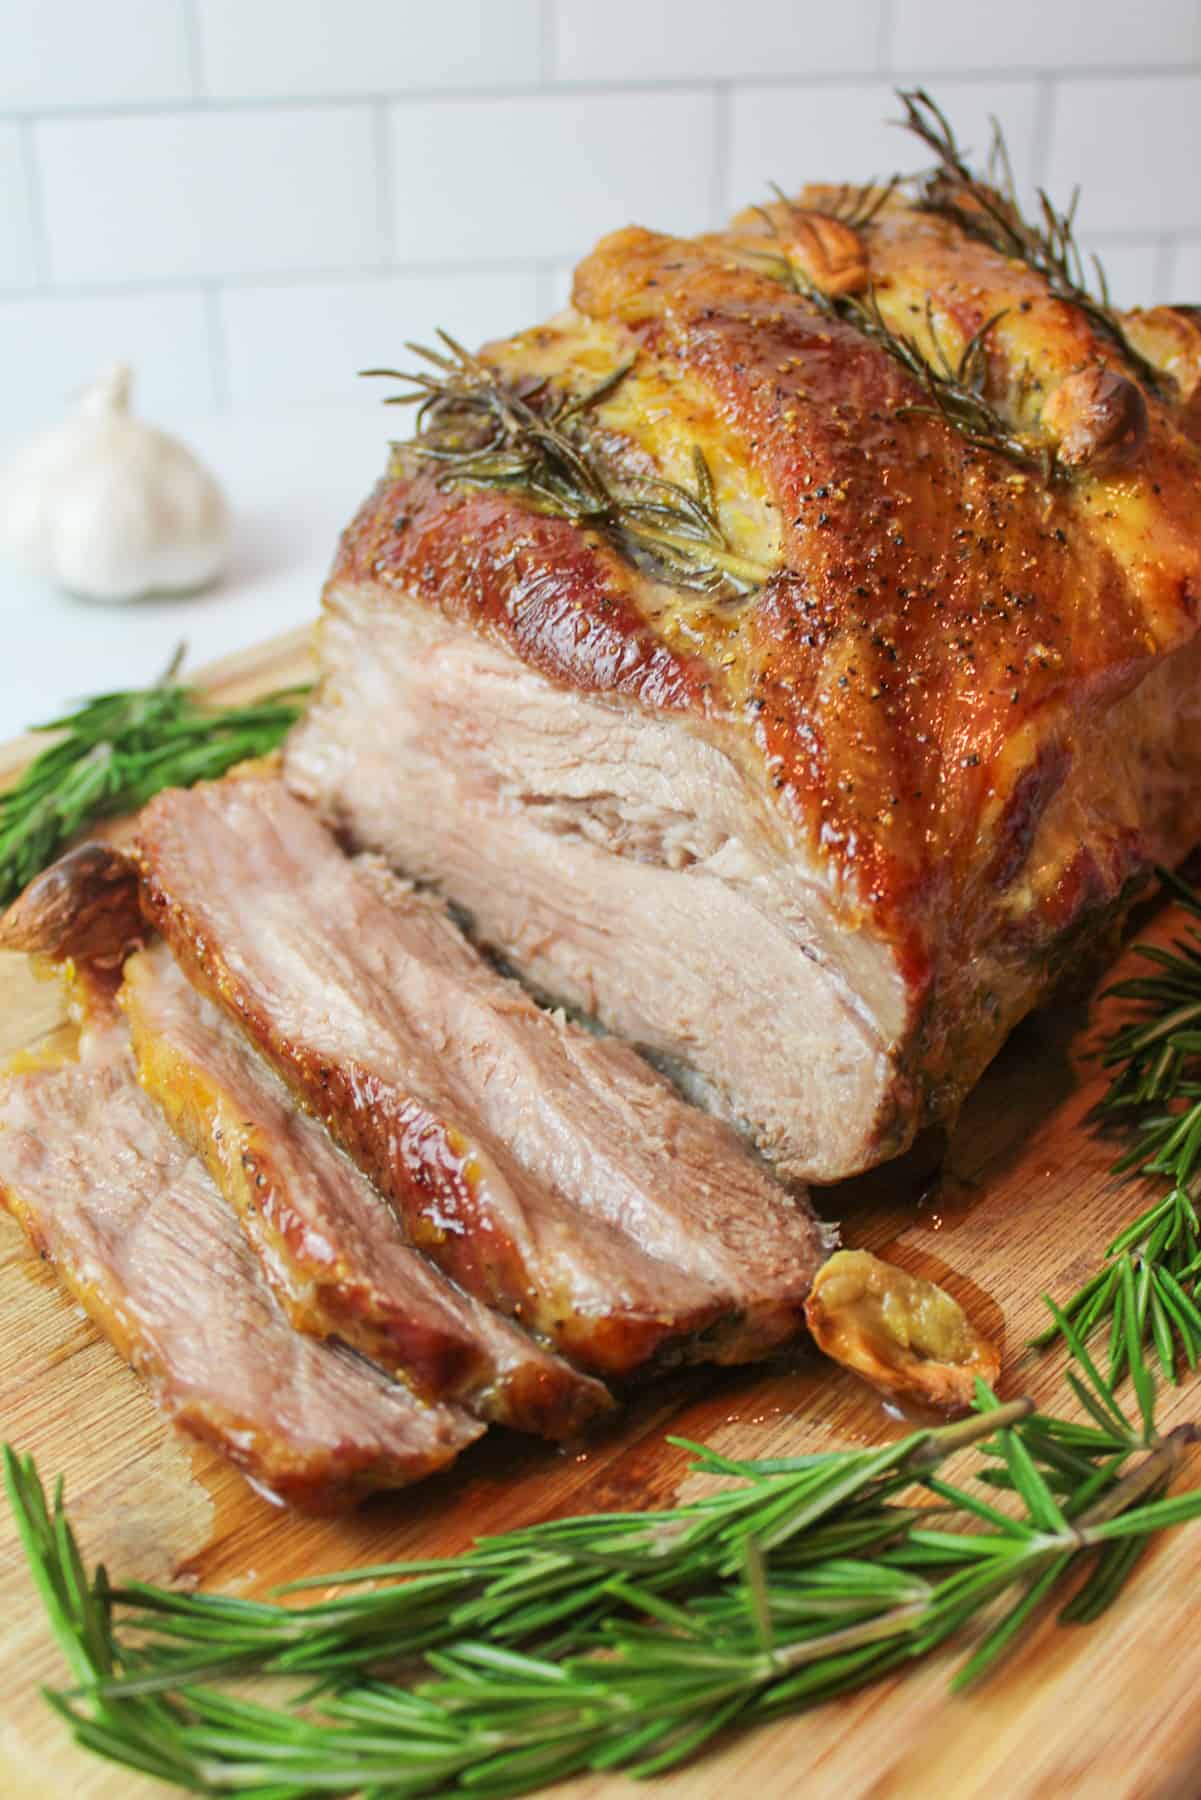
131;778;830;1377
285;190;1201;1183
0;803;1002;1439
0;999;481;1507
122;941;611;1438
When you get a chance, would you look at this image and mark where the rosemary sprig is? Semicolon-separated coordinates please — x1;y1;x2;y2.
9;1323;1201;1798
769;173;900;233
0;650;310;906
897;88;1161;391
748;196;1055;477
1035;869;1201;1381
809;277;1055;477
364;332;772;598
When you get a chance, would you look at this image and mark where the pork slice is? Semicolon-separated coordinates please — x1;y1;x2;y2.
0;1005;482;1508
286;597;903;1182
122;941;611;1439
134;777;828;1375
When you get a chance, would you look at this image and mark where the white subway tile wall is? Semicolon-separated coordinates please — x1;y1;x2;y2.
388;90;718;262
0;122;37;293
196;0;544;101
888;0;1201;73
727;78;1042;201
0;0;192;111
553;0;885;83
1045;75;1201;234
219;270;543;409
36;107;381;284
0;288;215;420
0;0;1198;430
1174;241;1201;301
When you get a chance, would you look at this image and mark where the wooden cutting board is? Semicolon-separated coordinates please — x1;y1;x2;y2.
2;624;1200;1800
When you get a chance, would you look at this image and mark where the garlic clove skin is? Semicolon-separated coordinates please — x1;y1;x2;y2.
0;362;228;604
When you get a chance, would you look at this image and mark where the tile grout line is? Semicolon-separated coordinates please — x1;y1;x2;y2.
534;259;557;317
17;118;52;289
1030;74;1054;193
539;0;557;85
0;257;580;304
0;231;1192;315
1154;237;1179;300
203;284;230;412
711;82;730;225
180;0;206;99
876;0;896;73
373;101;395;272
4;63;1201;126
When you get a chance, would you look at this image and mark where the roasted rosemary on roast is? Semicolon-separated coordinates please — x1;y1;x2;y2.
897;87;1161;391
744;183;1061;478
802;271;1059;477
365;332;771;600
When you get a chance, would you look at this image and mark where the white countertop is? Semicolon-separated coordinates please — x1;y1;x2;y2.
0;405;393;740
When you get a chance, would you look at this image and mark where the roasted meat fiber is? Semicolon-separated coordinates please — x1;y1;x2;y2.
122;940;612;1438
285;187;1201;1183
132;777;828;1377
0;1002;482;1508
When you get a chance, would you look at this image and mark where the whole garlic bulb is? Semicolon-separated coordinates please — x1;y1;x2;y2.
0;362;228;603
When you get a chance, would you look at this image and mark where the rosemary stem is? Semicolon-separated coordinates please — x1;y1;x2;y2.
625;526;772;586
1076;1425;1200;1534
906;1398;1034;1465
768;1598;930;1673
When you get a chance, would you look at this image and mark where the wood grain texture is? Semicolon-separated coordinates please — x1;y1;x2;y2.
2;624;1201;1799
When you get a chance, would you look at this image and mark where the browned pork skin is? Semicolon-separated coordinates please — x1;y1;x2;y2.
0;1002;481;1508
121;941;612;1438
131;777;829;1377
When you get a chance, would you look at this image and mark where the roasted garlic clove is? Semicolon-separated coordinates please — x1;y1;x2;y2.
804;1249;1001;1412
1121;305;1201;405
1042;366;1148;471
0;841;142;964
778;212;869;298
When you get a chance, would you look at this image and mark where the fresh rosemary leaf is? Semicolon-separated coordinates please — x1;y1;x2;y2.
366;332;773;601
1035;870;1201;1385
0;650;309;906
9;1323;1201;1799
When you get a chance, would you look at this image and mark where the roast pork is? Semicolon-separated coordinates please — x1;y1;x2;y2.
0;998;481;1508
285;185;1201;1183
122;939;613;1439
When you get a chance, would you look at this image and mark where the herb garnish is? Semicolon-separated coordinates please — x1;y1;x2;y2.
9;1319;1201;1797
816;173;902;232
1035;870;1201;1382
365;332;771;598
0;651;309;907
897;88;1161;392
801;273;1058;478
